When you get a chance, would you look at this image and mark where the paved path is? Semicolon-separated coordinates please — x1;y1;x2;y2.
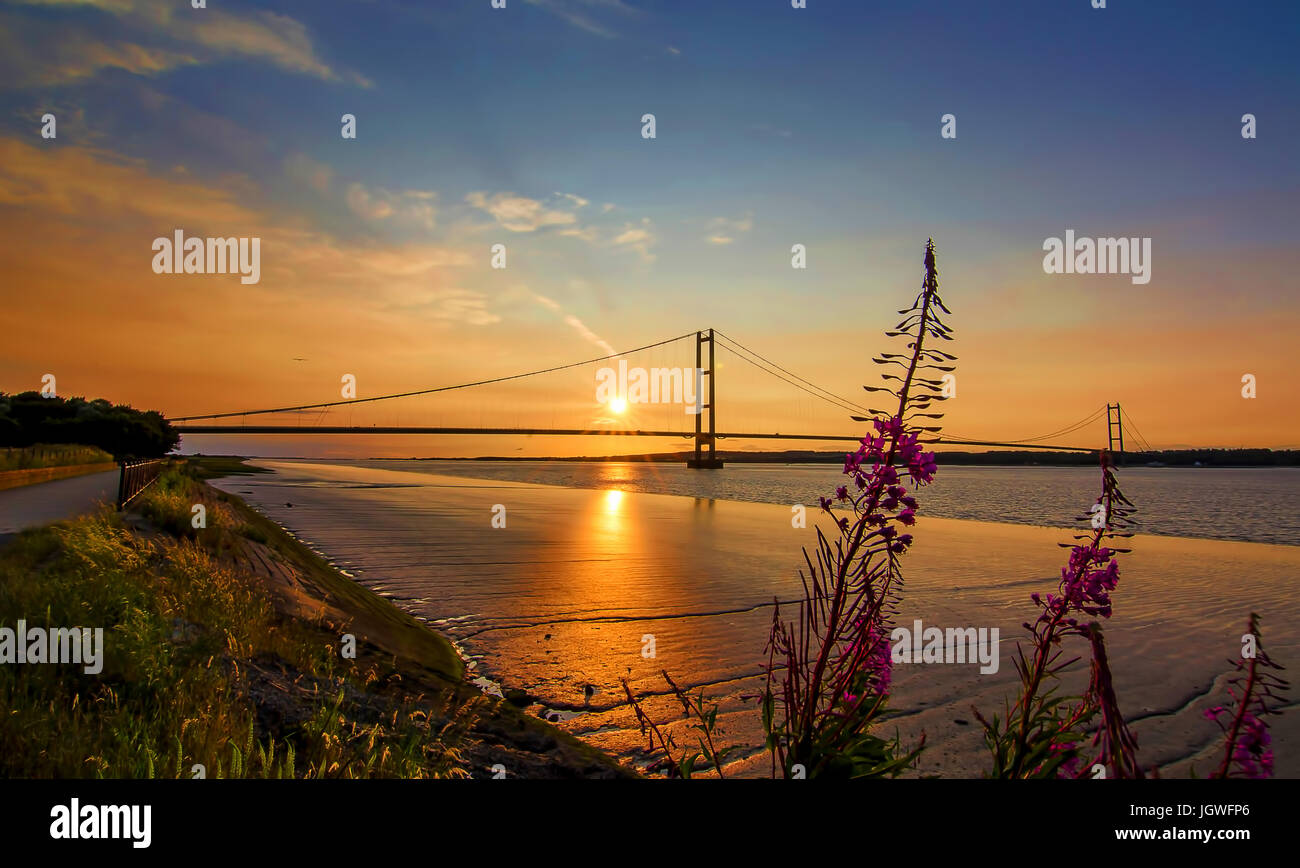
0;469;119;546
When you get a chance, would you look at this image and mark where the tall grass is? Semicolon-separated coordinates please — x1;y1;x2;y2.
0;443;114;471
0;466;473;778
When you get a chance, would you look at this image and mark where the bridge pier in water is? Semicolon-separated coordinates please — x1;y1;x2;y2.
687;328;724;469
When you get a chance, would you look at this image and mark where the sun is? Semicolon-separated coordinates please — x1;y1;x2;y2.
610;397;628;415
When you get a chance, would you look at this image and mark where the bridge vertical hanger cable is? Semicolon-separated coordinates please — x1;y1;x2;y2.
170;331;700;423
712;338;869;417
713;331;875;416
1119;407;1155;453
941;405;1108;447
173;330;1108;453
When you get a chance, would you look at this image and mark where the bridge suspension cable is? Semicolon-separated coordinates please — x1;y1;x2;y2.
942;405;1109;447
171;331;699;422
712;335;872;417
170;325;1125;454
713;331;875;417
1119;407;1156;453
714;333;1113;451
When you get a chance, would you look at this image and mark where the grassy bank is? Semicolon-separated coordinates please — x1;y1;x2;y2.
0;444;117;491
0;458;633;779
0;461;119;491
0;443;114;471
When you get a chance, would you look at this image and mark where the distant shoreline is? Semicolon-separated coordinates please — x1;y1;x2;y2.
184;448;1300;468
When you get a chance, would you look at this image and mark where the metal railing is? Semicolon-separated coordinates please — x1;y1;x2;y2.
117;459;165;509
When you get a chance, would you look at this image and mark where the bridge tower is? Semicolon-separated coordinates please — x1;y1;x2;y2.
1106;402;1125;465
687;328;724;468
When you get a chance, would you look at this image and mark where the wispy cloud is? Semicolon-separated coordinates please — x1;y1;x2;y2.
347;183;437;230
283;153;334;195
0;136;491;332
3;0;369;86
531;291;615;355
704;212;754;245
556;192;590;209
612;218;657;262
0;135;256;223
466;191;582;232
0;25;199;86
522;0;639;38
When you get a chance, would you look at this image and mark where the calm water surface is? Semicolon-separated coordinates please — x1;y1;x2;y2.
350;461;1300;546
213;459;1300;777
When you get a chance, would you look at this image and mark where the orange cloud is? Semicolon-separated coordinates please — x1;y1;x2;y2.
0;134;1295;456
0;136;506;425
3;0;369;87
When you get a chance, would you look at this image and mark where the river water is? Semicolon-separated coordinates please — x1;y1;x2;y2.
350;461;1300;547
212;460;1300;778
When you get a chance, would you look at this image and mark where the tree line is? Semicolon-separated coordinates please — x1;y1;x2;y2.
0;392;179;460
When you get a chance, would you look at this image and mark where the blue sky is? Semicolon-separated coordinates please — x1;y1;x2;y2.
0;0;1297;452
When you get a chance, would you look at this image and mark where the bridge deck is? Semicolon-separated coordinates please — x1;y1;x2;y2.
173;426;1097;452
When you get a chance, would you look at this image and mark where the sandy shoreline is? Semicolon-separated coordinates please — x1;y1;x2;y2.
214;460;1299;778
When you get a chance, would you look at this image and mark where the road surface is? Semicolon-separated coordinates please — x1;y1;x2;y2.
0;469;118;547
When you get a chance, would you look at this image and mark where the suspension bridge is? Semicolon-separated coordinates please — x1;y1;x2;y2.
172;329;1155;467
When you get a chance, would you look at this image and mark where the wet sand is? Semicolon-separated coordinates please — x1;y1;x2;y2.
213;460;1300;778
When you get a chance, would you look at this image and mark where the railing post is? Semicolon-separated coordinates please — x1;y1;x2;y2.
116;458;164;510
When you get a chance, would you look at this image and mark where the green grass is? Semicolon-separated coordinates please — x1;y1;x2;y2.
0;443;114;471
183;455;272;480
171;458;466;678
0;466;475;778
0;459;632;779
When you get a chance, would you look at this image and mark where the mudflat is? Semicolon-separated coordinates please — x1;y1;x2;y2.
214;460;1299;778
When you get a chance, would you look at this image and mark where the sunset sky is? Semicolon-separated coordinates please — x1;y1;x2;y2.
1;0;1297;457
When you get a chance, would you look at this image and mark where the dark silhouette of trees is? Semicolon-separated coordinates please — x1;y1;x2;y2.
0;392;179;460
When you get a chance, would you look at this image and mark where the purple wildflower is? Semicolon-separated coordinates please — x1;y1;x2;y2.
1206;614;1288;779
